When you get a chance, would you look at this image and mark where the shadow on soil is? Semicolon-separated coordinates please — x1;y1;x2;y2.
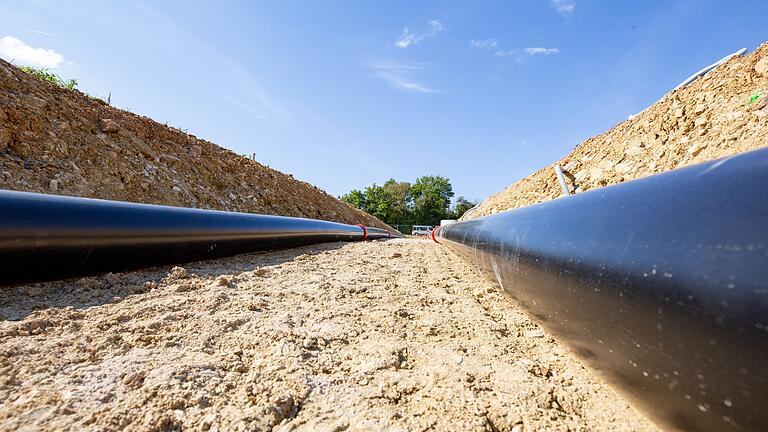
0;241;351;321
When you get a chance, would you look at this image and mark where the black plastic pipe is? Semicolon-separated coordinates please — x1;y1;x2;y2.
0;190;400;285
437;147;768;432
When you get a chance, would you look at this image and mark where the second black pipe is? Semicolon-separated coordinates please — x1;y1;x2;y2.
437;148;768;432
0;190;400;285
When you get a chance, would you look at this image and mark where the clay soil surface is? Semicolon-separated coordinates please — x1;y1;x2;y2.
0;239;655;431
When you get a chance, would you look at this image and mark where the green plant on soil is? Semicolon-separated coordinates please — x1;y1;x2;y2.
19;66;78;90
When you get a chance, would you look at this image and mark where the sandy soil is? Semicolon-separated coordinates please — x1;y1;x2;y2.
0;239;655;431
466;42;768;220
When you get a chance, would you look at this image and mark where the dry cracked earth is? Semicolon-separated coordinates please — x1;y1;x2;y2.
0;239;654;431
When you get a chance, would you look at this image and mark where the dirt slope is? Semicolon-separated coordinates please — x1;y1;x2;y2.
0;59;388;229
467;43;768;219
0;238;655;431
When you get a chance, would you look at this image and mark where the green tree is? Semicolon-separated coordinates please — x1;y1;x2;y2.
410;176;454;226
451;196;477;219
382;179;412;223
361;183;394;221
340;189;365;209
340;176;461;226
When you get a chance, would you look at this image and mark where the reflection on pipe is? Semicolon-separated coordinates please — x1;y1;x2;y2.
0;190;401;285
438;148;768;431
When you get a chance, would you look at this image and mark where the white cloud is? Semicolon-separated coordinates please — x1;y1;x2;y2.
550;0;575;15
368;60;439;94
0;36;64;68
524;47;560;55
394;29;417;49
429;20;444;32
394;20;445;49
494;50;517;57
494;47;560;60
470;38;498;49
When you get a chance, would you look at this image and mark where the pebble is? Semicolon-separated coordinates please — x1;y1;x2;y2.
573;169;589;182
0;128;10;149
755;57;768;75
588;167;604;181
525;329;545;338
49;179;59;192
722;111;743;121
687;143;706;157
168;266;189;280
189;145;202;158
615;161;635;174
99;118;119;133
391;252;402;258
597;159;614;171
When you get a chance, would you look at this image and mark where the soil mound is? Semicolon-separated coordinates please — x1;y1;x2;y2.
0;59;388;229
467;43;768;219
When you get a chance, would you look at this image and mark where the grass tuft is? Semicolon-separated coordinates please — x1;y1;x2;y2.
19;66;78;90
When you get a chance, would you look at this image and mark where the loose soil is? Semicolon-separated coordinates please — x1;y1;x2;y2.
0;59;387;229
0;239;655;431
466;42;768;219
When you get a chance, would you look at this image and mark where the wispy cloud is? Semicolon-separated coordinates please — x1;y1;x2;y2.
470;38;498;49
130;1;287;125
493;50;516;57
22;28;54;37
524;47;560;55
550;0;576;15
368;60;439;94
394;20;445;49
495;47;560;60
0;36;63;68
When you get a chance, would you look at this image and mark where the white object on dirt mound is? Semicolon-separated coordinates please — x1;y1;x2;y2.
628;47;748;120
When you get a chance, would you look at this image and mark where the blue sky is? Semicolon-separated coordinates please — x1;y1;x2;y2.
2;0;767;202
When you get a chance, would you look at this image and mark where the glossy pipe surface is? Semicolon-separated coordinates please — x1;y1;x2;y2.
0;190;398;285
438;148;768;431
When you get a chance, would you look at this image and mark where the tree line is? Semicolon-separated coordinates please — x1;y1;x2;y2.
340;176;477;226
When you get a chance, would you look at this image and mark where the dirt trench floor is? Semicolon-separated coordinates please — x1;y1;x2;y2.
0;238;656;431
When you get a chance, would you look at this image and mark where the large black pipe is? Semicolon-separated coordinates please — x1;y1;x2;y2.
0;190;400;285
438;147;768;431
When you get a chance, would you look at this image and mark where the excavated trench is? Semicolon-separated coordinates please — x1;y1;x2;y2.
0;239;656;431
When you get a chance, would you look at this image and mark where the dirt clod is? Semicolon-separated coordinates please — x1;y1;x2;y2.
99;118;119;133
